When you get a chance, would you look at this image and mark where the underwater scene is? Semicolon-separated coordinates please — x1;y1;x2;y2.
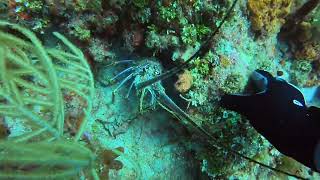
0;0;320;179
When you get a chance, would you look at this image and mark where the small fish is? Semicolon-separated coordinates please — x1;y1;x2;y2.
220;70;320;172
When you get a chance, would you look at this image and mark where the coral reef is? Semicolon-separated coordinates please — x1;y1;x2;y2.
290;60;312;86
277;1;320;87
88;38;115;63
1;0;320;179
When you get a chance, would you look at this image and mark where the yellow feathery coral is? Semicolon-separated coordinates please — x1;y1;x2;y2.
248;0;293;35
0;21;98;179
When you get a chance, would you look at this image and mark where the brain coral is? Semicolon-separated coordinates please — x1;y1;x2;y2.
248;0;292;35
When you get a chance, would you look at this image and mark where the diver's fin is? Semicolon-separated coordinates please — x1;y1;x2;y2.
219;94;256;114
308;106;320;121
254;70;274;84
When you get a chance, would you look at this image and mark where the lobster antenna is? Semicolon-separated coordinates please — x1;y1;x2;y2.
158;92;306;179
158;92;307;179
136;0;238;90
135;0;309;178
